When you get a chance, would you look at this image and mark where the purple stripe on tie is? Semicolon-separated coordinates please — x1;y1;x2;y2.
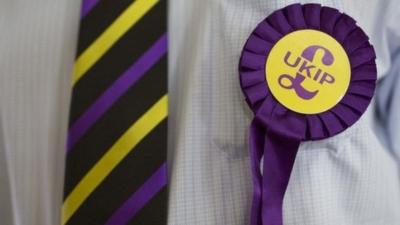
81;0;101;17
104;163;167;225
67;34;167;152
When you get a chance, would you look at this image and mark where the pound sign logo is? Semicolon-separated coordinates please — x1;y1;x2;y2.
278;45;336;100
265;30;351;114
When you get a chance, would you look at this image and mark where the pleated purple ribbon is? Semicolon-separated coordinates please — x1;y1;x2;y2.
239;4;377;225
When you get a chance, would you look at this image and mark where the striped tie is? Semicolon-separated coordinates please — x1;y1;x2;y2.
62;0;168;224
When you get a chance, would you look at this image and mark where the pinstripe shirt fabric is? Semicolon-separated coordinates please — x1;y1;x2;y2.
0;0;399;225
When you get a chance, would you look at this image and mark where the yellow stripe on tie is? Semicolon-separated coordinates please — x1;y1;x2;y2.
61;95;168;225
72;0;159;86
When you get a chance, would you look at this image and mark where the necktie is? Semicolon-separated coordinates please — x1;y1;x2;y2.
62;0;168;224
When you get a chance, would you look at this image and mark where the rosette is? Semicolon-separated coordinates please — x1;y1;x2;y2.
238;3;376;225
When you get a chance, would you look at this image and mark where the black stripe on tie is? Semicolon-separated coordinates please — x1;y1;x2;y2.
126;187;167;225
76;0;135;56
64;56;167;197
69;0;166;124
65;121;167;225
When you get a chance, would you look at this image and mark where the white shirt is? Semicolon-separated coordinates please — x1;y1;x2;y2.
0;0;399;225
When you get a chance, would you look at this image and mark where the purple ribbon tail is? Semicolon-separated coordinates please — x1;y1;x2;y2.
249;121;265;225
249;120;300;225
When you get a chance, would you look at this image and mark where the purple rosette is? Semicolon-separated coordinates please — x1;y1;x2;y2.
239;4;376;225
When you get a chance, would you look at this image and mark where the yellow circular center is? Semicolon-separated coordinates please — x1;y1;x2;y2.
266;30;350;114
